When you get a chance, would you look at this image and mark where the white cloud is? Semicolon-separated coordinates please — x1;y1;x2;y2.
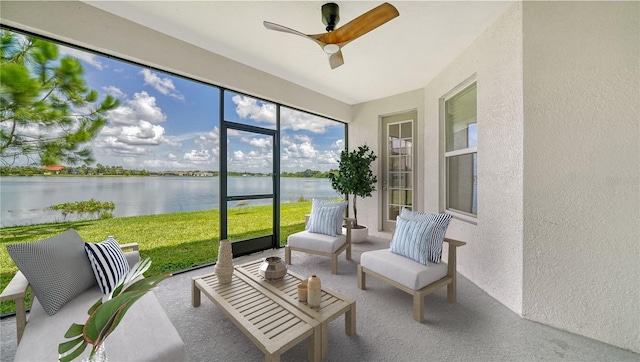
94;92;177;162
107;91;166;126
183;150;211;163
294;134;312;143
59;45;104;70
97;135;148;155
281;108;339;134
232;95;276;124
118;121;168;146
140;69;184;100
230;95;343;135
280;139;340;172
229;149;272;171
102;86;126;99
240;136;272;149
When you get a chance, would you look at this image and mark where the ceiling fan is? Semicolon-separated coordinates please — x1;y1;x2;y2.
263;2;399;69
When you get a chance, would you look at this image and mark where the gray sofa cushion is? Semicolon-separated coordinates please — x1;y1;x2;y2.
6;229;96;316
14;286;186;361
13;250;186;362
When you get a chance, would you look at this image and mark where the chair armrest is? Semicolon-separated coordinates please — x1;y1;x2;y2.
444;238;465;278
0;271;29;344
0;270;29;302
444;238;466;248
119;242;139;252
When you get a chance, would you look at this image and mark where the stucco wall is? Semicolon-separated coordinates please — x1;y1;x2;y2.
0;1;351;122
522;1;640;353
421;2;525;314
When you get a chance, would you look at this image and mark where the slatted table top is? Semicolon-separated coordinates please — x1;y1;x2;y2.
235;260;355;324
192;271;320;361
235;259;356;359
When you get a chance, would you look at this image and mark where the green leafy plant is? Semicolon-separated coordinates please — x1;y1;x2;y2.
329;145;377;228
49;199;115;220
58;258;170;362
1;30;120;167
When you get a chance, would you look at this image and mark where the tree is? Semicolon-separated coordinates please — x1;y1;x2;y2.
329;144;378;228
0;30;119;166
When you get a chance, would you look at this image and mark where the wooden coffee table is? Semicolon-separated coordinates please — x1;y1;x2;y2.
235;260;356;359
192;271;321;362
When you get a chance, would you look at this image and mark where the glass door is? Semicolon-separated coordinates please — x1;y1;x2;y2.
221;90;279;256
381;111;416;231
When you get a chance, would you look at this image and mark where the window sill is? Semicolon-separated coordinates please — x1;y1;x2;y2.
446;209;477;225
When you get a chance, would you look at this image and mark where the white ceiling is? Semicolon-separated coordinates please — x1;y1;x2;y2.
83;1;514;105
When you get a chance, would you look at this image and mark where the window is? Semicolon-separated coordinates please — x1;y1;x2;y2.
444;82;477;218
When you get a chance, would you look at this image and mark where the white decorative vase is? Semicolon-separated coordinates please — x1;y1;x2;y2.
307;275;322;307
215;239;233;283
344;225;368;244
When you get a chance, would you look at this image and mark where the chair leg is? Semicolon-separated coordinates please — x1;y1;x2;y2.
357;265;366;290
285;246;291;265
331;254;338;274
413;292;425;323
346;243;352;260
447;279;457;303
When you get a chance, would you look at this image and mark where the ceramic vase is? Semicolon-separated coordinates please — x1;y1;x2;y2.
307;275;321;307
258;256;287;280
297;283;308;302
215;239;233;283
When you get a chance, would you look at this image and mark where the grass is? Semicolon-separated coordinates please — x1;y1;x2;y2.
0;201;312;315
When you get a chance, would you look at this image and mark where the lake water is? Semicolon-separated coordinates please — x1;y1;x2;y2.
0;176;341;227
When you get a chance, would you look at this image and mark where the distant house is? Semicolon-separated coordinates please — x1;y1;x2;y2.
42;165;65;174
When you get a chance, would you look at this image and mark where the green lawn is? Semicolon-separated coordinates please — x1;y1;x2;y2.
0;201;311;315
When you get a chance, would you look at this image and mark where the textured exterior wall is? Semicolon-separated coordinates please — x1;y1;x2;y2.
0;1;351;122
522;1;640;353
422;3;525;314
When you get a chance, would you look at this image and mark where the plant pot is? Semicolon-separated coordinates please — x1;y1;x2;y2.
343;225;368;243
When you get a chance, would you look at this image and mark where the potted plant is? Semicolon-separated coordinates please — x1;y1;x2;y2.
329;144;377;243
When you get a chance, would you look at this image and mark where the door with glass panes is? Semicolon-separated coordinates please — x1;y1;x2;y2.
381;111;416;231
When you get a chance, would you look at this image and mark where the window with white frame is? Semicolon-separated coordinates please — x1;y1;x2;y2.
444;82;477;217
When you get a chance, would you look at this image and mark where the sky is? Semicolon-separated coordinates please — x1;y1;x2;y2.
36;40;346;173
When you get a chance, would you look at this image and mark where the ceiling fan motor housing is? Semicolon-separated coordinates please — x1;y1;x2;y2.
322;3;340;32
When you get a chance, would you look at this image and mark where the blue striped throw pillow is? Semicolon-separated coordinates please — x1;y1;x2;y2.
390;216;434;265
84;236;130;294
307;205;341;237
310;199;348;235
400;208;452;263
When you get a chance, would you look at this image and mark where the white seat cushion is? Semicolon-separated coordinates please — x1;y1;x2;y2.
287;230;346;254
360;249;448;290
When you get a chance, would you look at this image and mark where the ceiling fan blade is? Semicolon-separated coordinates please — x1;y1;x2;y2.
328;50;344;69
263;21;324;47
315;2;399;45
